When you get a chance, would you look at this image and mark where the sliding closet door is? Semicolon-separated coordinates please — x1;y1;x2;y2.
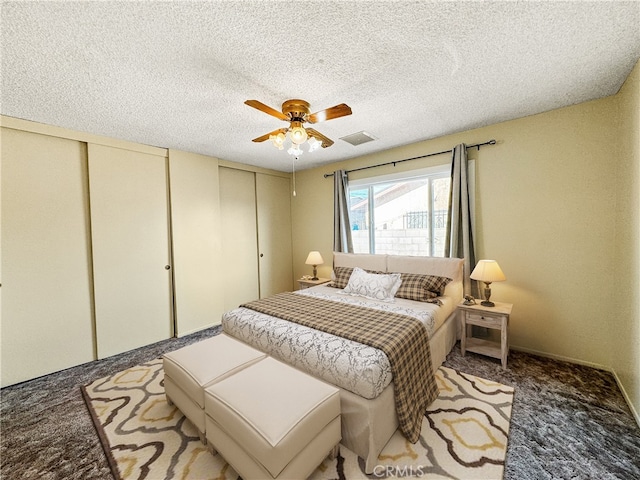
169;149;224;335
1;128;94;387
219;167;259;310
256;173;294;297
88;144;173;359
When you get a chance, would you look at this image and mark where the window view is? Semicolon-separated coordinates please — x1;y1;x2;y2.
349;171;450;257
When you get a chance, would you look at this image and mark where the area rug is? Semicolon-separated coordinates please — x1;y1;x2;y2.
82;358;514;479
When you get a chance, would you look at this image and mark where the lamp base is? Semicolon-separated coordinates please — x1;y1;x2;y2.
311;265;318;281
481;283;494;307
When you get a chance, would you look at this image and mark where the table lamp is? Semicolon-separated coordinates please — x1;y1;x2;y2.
305;251;324;280
470;259;506;307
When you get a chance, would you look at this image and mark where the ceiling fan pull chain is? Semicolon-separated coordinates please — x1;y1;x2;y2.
292;155;297;197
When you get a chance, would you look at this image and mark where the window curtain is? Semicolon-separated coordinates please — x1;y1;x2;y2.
445;144;479;297
333;169;353;253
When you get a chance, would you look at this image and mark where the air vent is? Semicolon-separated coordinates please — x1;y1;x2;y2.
340;131;377;146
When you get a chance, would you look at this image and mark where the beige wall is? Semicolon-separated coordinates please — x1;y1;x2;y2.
291;63;639;422
613;59;640;423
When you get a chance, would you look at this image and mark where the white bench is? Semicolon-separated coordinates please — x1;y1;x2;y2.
163;335;342;479
162;334;267;442
205;357;341;480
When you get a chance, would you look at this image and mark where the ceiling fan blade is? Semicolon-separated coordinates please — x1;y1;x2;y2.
251;128;288;143
307;103;352;124
306;128;334;148
245;100;289;121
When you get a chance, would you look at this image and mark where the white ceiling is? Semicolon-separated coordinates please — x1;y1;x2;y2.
2;1;639;172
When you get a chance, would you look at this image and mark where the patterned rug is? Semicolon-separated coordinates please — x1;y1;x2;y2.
82;358;514;479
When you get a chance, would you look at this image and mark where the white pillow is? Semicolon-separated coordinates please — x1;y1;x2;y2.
342;267;402;303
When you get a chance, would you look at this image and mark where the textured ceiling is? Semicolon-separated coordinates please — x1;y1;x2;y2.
2;1;639;172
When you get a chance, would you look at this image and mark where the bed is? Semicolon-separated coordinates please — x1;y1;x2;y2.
222;253;464;474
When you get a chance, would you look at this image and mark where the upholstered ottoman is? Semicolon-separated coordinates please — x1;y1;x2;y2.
162;334;267;441
204;357;341;480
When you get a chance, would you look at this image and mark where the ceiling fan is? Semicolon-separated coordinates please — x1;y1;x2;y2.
244;99;352;155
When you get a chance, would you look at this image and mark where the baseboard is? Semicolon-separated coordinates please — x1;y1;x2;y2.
510;345;610;371
611;370;640;428
175;321;221;338
511;345;640;428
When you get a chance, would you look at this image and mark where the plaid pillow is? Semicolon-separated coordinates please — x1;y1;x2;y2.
329;266;386;289
330;266;354;289
394;273;452;302
422;274;452;296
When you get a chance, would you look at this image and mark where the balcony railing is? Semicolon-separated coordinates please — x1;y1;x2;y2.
403;210;447;229
351;210;447;231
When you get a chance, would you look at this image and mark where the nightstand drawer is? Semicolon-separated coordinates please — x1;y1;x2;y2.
466;313;505;329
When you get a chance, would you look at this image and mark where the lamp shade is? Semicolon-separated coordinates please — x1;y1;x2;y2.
470;260;506;283
305;251;324;266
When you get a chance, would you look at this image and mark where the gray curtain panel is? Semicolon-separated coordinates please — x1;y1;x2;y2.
333;169;354;253
445;144;479;297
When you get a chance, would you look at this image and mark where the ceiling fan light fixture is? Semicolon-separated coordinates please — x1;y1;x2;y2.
245;98;352;156
269;132;286;149
289;122;308;145
287;144;303;156
307;136;322;152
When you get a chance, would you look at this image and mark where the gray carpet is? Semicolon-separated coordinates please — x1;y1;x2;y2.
2;325;639;480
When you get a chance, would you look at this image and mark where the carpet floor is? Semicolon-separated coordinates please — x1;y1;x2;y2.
2;325;639;479
83;359;513;479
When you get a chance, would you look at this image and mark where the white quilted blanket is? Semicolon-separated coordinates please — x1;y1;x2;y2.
221;286;440;399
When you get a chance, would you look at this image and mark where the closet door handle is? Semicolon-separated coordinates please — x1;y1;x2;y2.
260;253;264;258
165;265;171;270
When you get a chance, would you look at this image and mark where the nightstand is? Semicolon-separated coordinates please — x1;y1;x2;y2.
297;277;331;290
458;301;513;369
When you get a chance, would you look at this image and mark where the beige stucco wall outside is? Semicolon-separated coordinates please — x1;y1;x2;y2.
291;66;639;421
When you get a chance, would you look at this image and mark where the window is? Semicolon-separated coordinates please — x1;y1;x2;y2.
348;165;454;257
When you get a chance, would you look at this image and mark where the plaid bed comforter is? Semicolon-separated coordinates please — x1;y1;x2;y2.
240;292;438;443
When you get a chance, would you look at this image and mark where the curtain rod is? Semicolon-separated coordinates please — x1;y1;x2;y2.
323;139;496;178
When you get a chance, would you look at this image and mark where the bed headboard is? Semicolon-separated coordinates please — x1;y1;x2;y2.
331;252;387;271
333;252;464;300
